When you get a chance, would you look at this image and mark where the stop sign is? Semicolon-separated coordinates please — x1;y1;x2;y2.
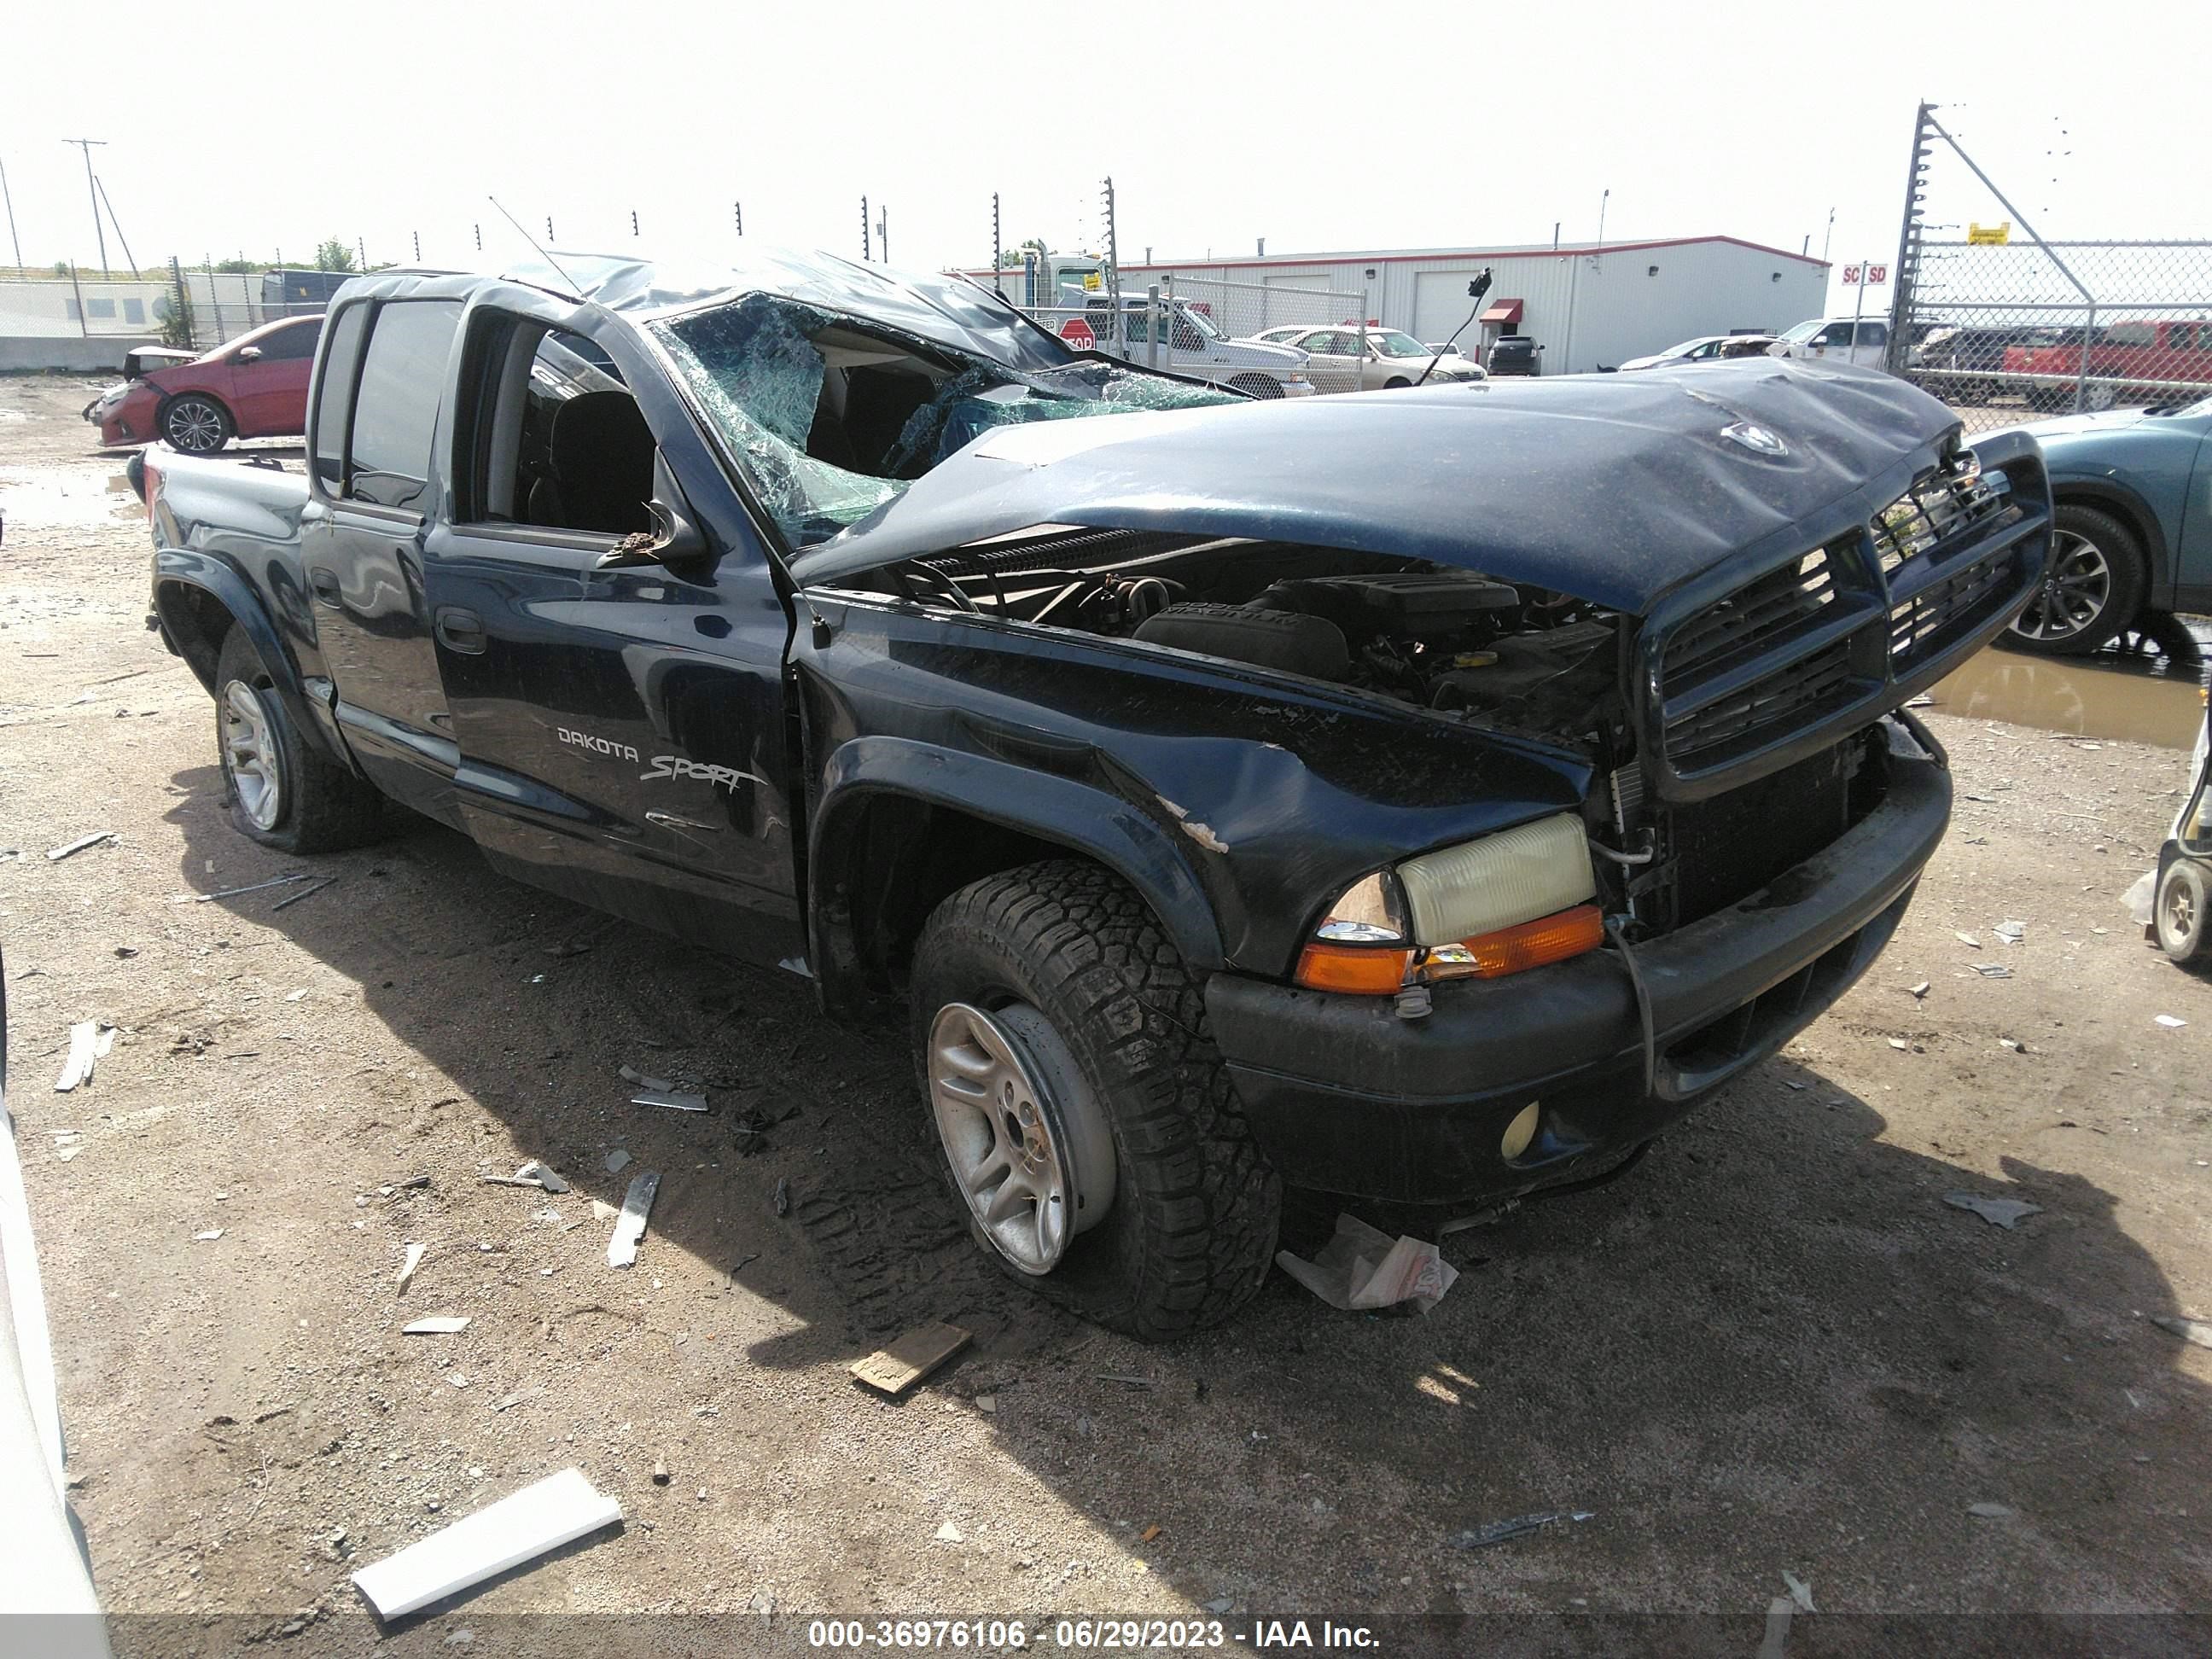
1060;316;1096;349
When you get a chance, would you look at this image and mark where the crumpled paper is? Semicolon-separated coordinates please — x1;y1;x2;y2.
2122;868;2156;928
1275;1213;1458;1314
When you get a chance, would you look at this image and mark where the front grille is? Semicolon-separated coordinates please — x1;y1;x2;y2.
1664;632;1861;768
1662;546;1837;687
1890;548;2017;667
1666;739;1855;923
1872;464;2009;572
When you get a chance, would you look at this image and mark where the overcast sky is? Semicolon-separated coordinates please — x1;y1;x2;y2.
3;0;2200;317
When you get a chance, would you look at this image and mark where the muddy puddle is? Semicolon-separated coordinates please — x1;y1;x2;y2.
1930;643;2204;749
0;464;144;529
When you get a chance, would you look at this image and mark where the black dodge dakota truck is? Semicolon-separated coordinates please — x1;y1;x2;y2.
137;250;2052;1338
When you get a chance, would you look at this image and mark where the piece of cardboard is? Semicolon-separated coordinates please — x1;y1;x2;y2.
850;1322;971;1396
350;1467;621;1619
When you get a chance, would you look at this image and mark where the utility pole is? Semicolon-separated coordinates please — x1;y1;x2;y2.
1821;206;1835;266
62;138;108;277
992;192;1003;294
474;223;482;251
876;204;888;265
1593;187;1610;262
1100;176;1119;352
631;208;639;237
413;230;422;261
734;201;743;236
0;154;23;273
860;195;870;261
545;216;555;242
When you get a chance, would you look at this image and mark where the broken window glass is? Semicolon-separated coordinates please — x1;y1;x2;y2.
655;294;1240;550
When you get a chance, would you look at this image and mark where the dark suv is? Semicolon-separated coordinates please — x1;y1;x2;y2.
1487;335;1541;376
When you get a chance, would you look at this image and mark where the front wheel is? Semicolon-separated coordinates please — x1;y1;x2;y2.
1226;373;1284;399
215;628;387;853
160;394;232;453
2156;860;2211;965
2006;503;2145;656
911;860;1280;1340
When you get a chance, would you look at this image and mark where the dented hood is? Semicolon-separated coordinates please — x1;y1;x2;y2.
791;358;1960;614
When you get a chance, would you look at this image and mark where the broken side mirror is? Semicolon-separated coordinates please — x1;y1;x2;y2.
598;451;711;573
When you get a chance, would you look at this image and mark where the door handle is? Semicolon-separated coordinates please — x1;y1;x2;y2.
309;568;341;605
434;606;487;655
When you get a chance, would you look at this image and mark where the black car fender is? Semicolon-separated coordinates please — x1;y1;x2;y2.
806;734;1224;1010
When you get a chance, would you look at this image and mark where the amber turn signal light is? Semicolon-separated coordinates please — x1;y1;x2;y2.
1293;943;1414;995
1442;905;1605;980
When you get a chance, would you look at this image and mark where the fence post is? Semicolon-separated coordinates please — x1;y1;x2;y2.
67;261;88;337
1162;276;1174;373
1146;283;1159;370
2075;303;2096;415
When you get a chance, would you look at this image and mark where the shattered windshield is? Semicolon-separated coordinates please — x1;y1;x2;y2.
654;293;1237;550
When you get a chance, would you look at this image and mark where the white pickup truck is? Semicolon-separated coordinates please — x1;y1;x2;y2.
1076;295;1316;399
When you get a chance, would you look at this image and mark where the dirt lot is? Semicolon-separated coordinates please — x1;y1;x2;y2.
4;374;2209;1656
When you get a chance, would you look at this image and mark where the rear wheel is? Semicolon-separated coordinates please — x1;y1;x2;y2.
160;394;232;453
1383;375;1412;390
2006;504;2145;657
215;628;387;853
911;860;1280;1340
2156;860;2211;965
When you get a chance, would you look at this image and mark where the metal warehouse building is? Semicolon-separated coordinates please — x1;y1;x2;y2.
1105;236;1831;375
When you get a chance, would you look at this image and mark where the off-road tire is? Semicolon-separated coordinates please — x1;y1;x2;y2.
2005;503;2145;658
160;393;234;453
214;628;387;853
910;859;1281;1340
2155;859;2211;966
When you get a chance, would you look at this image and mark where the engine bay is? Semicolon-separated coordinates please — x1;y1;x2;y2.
868;529;1627;754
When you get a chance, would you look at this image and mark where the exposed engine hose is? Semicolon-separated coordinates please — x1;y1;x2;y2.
1605;914;1658;1097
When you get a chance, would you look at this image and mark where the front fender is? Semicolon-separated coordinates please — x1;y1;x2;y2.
809;734;1225;972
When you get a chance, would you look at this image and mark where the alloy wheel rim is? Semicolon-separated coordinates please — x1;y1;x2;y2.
2012;532;2111;642
222;679;284;830
2164;876;2197;944
168;400;223;451
927;1001;1116;1275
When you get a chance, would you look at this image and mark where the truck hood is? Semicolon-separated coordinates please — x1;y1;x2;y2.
792;358;1960;614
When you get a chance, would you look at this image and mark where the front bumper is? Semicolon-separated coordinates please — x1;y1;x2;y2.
1206;748;1950;1206
1280;380;1319;398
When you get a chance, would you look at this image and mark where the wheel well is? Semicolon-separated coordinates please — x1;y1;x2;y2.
154;581;238;694
1383;375;1411;389
2052;485;2165;594
158;389;232;427
817;795;1104;1007
1226;373;1283;399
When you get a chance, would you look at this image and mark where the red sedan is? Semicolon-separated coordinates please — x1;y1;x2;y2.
83;313;323;452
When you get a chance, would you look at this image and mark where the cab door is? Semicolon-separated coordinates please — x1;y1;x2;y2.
229;316;321;435
299;295;467;823
417;300;805;964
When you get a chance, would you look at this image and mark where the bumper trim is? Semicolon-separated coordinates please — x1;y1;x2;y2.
1205;749;1949;1204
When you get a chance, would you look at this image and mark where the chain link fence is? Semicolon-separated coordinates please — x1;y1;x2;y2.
1;259;344;364
1889;107;2212;418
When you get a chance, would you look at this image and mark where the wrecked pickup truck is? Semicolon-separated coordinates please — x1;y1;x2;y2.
136;249;2053;1339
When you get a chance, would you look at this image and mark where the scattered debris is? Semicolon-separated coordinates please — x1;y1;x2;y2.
2155;1015;2187;1029
1448;1510;1593;1549
651;1460;670;1486
934;1521;964;1544
1969;963;2013;979
607;1172;661;1270
2150;1314;2212;1351
604;1149;632;1175
1965;1502;2016;1520
1782;1572;1815;1615
271;876;340;911
1993;919;2026;945
349;1467;623;1620
2122;869;2157;928
1944;1192;2042;1230
1757;1598;1794;1659
543;940;591;958
185;872;311;903
1139;1524;1162;1543
620;1065;672;1092
114;946;137;958
773;1178;789;1218
194;1229;224;1242
1908;981;1930;999
1096;1374;1155;1389
397;1243;427;1293
632;1090;709;1114
491;1387;544;1414
1887;1038;1911;1051
851;1322;973;1397
1954;931;1981;949
484;1161;569;1194
1276;1213;1458;1313
402;1317;471;1336
2000;1037;2024;1052
54;1021;107;1091
46;830;116;861
975;1394;998;1414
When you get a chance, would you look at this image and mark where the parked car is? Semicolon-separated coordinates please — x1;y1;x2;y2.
1773;317;1890;369
1906;324;2096;405
2004;319;2212;413
134;253;2049;1338
0;958;113;1655
1244;325;1485;392
1082;296;1313;398
1982;392;2212;655
1616;335;1780;372
1486;335;1542;375
82;313;323;452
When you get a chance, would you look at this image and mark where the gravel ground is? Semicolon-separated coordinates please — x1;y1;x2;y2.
3;375;2209;1657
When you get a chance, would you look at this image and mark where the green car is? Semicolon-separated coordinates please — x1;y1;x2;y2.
1993;393;2212;655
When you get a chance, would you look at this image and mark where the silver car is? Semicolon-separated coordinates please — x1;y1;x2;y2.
1246;325;1486;393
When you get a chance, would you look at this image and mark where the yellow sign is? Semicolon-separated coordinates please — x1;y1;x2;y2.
1968;221;2011;246
1081;271;1103;290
